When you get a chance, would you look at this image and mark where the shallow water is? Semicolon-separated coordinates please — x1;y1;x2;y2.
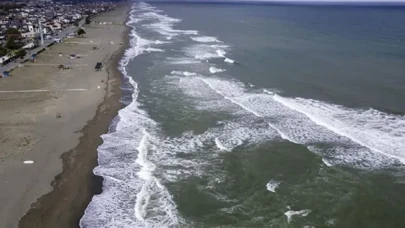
80;2;405;228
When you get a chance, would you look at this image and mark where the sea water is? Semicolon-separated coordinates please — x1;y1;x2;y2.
80;2;405;228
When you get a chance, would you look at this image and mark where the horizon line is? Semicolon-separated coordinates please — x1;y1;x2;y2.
142;0;405;5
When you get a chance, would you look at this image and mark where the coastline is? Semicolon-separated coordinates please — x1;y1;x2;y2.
18;5;130;228
18;6;131;228
0;4;130;228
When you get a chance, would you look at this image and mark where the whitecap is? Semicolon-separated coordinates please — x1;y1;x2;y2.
216;49;226;57
191;36;221;43
284;209;311;223
171;71;197;76
224;58;235;63
266;180;281;193
322;158;333;167
209;67;226;74
214;137;229;151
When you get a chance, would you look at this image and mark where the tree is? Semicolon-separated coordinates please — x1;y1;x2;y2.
85;16;91;25
16;49;26;59
5;28;22;50
7;50;15;59
77;28;86;37
6;27;21;39
0;46;7;57
5;37;19;49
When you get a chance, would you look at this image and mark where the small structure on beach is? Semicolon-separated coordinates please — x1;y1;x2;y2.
95;62;102;71
2;71;10;77
58;64;70;70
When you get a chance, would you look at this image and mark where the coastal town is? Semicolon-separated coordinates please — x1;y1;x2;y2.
0;0;115;73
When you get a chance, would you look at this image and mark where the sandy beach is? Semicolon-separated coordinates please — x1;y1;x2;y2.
0;4;129;228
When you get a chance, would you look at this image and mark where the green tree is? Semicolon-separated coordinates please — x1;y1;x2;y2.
5;28;22;50
5;37;18;49
0;46;8;57
6;27;21;38
77;28;86;37
85;16;91;25
7;50;15;58
16;49;26;59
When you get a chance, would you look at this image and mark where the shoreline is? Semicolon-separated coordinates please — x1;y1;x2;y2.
11;5;130;228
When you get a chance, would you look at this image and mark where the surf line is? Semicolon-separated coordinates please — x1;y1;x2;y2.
199;78;263;117
198;78;304;147
272;94;405;163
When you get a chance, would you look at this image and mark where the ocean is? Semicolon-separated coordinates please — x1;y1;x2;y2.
80;2;405;228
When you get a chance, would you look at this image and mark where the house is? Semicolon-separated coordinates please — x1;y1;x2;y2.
27;23;34;32
21;31;36;38
22;42;35;49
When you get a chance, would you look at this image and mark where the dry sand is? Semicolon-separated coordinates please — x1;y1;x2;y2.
0;5;129;228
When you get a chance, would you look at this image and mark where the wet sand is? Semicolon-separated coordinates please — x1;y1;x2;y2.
0;5;129;228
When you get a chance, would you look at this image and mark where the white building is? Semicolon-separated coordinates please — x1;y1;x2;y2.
21;31;36;38
0;55;11;64
28;23;34;32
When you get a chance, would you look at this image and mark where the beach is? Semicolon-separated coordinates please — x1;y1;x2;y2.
0;4;129;228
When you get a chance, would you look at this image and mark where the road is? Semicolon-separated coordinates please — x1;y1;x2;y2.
0;19;85;74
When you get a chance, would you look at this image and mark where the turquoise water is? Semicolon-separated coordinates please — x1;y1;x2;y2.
80;3;405;228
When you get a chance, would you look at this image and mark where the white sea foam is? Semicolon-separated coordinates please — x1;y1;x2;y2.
171;71;197;76
272;95;405;163
184;44;228;61
195;52;220;60
166;57;200;65
174;76;405;169
214;137;229;151
80;3;182;228
216;49;226;57
284;209;311;223
322;158;333;167
191;36;221;43
211;44;229;49
224;58;235;63
266;180;281;193
326;218;337;226
209;67;226;74
145;47;165;52
154;40;170;44
139;9;198;37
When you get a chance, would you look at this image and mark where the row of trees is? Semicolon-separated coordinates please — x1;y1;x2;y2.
0;28;27;59
4;28;24;50
0;46;26;59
